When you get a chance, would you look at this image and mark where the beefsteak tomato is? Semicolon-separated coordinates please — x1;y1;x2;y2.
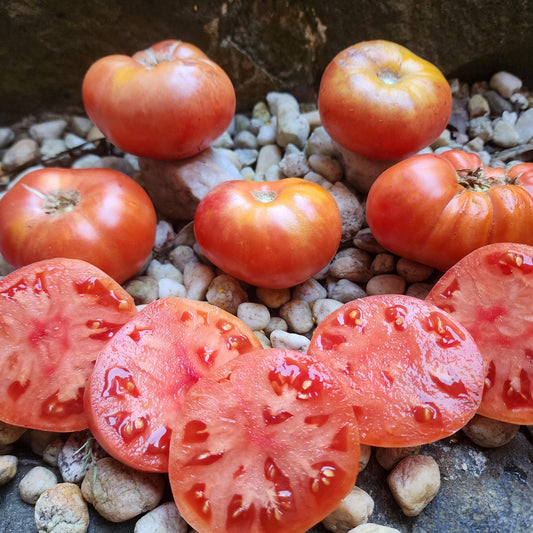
193;178;342;289
318;40;452;161
0;258;137;432
426;242;533;425
366;151;533;271
82;39;236;159
85;297;262;472
0;167;157;283
308;295;484;447
169;348;360;533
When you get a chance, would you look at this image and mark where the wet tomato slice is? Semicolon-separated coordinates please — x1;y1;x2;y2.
168;348;360;533
426;242;533;425
0;258;137;432
308;295;484;447
85;297;262;472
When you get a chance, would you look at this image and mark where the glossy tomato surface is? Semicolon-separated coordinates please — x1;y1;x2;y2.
308;295;484;447
169;348;360;533
194;178;342;289
0;258;137;432
85;297;262;472
318;40;452;160
82;39;236;159
426;243;533;425
0;167;157;283
366;152;533;271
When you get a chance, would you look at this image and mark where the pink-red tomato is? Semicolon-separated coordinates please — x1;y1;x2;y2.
85;297;262;472
366;151;533;271
0;167;157;283
82;39;236;159
426;242;533;425
0;258;137;432
308;295;484;447
318;40;452;161
193;178;342;289
169;348;360;533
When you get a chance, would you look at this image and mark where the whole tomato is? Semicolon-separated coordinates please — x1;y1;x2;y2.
194;178;342;289
366;151;533;271
82;39;236;160
318;40;452;161
0;168;157;283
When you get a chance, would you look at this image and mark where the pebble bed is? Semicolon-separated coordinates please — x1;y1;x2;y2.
0;70;532;533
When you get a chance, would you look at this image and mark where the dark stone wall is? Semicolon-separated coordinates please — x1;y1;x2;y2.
1;0;532;122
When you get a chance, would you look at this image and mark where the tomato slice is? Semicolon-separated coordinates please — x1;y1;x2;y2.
168;348;360;533
0;258;137;432
308;295;484;447
426;242;533;425
85;297;263;472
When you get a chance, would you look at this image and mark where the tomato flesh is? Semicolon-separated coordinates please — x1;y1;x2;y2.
426;243;533;424
169;348;360;533
0;258;137;432
308;295;484;447
85;297;263;472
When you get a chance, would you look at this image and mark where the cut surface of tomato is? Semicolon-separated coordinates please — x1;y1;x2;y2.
0;258;137;432
308;295;484;447
426;242;533;425
85;297;263;472
168;348;360;533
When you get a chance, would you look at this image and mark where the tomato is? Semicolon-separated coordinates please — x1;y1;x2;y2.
0;258;137;432
168;348;360;533
85;297;262;472
318;40;452;161
82;39;236;160
308;295;484;447
0;167;157;283
426;243;533;425
366;152;533;271
194;178;342;289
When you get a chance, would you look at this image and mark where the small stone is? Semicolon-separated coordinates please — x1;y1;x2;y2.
237;302;271;331
0;455;17;486
306;126;337;157
0;420;26;446
255;144;282;177
134;501;189;533
71;154;103;169
42;438;65;467
2;138;39;171
492;120;520;148
510;92;530;110
370;253;397;276
279;149;310;177
253;330;272;348
430;128;451;149
0;127;15;148
405;282;434;300
468;116;493;141
58;431;105;484
211;130;234;149
124;276;159;305
308;153;343;183
64;132;89;150
462;415;520;448
353;228;387;254
264;317;288;336
515;108;533;143
279;300;314;334
86;124;104;141
329;248;373;283
19;466;58;504
366;274;406;295
99;155;136;176
147;260;183;283
256;122;277;146
169;246;197;274
252;101;271;122
266;92;299;115
234;130;258;149
276;103;310;149
322;486;374;532
183;262;215;301
70;116;94;138
490;71;522;99
484;90;514;116
235;148;259;166
292;278;328;303
29;119;68;142
158;278;186;298
348;524;402;533
465;136;485;152
467;94;490;118
396;258;434;283
40;138;67;159
269;329;311;352
205;274;248;315
375;446;421;471
327;278;367;303
303;109;322;130
312;298;343;324
35;483;89;533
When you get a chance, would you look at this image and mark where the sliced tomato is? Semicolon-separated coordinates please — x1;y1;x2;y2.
426;242;533;425
85;297;263;472
168;348;360;533
308;295;484;447
0;258;137;432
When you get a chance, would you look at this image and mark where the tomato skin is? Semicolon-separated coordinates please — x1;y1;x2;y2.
169;348;360;533
308;295;484;447
426;242;533;425
366;152;533;271
318;40;452;161
86;297;262;472
82;39;236;159
0;167;157;283
0;258;137;432
194;178;342;289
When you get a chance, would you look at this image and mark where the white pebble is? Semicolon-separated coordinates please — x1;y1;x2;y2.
279;149;310;176
19;466;58;504
158;278;186;298
64;132;89;150
255;144;282;177
134;501;188;533
169;245;198;271
322;486;374;532
264;317;288;336
312;298;344;324
237;302;271;331
489;71;522;99
492;120;519;148
29;119;68;142
183;263;215;301
515;107;533;143
147;259;183;283
269;329;311;352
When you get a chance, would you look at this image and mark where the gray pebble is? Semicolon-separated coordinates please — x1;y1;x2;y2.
40;138;67;159
328;181;365;241
279;300;314;334
329;248;373;283
99;155;136;176
134;501;188;533
312;298;343;324
264;316;288;336
19;466;58;504
0;455;17;486
29;119;67;142
234;130;258;149
484;90;514;115
353;228;387;254
327;278;367;303
211;130;234;149
371;253;397;275
124;276;159;305
64;132;89;150
366;274;406;296
306;126;336;157
266;92;299;115
468;116;493;141
279;149;310;177
292;278;328;303
0;127;15;148
58;431;105;484
70;116;94;138
71;154;102;169
169;245;198;272
308;153;343;183
2;138;39;171
158;278;186;298
396;258;434;283
515;108;533;143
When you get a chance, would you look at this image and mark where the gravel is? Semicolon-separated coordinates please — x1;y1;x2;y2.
0;70;532;532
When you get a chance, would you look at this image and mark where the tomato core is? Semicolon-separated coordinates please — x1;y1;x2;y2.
456;168;519;192
377;67;400;85
252;190;278;203
41;189;81;214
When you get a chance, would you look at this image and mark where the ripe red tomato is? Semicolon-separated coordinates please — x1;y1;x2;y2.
82;39;236;159
194;178;342;289
318;40;452;161
168;348;360;533
366;152;533;271
0;167;157;283
85;297;263;472
308;295;484;447
426;242;533;425
0;258;137;432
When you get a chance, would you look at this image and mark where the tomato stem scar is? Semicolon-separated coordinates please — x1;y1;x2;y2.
252;190;277;203
377;67;400;85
